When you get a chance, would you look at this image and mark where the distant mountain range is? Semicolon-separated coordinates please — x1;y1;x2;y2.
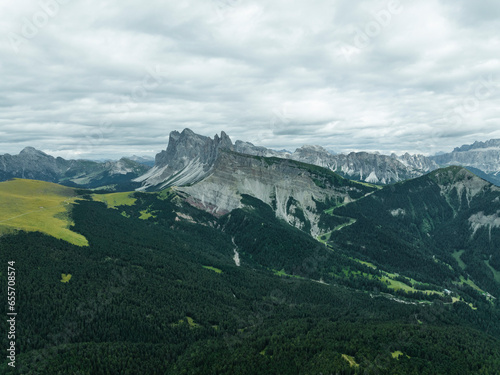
125;155;155;167
2;130;500;190
132;128;500;190
0;147;149;190
430;139;500;186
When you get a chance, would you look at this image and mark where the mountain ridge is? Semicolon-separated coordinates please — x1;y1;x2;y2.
0;147;150;190
133;129;444;191
4;130;500;192
234;138;440;185
177;149;375;236
134;128;233;190
431;139;500;178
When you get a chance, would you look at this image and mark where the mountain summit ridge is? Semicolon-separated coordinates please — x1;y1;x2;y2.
134;128;233;190
4;130;500;191
133;128;445;191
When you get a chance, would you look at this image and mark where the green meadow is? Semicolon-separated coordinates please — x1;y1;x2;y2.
0;179;88;246
202;265;223;274
92;191;137;208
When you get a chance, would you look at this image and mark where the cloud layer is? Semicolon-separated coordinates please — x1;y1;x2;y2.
1;0;499;159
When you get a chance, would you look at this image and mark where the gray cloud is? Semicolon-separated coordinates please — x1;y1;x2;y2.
0;0;499;159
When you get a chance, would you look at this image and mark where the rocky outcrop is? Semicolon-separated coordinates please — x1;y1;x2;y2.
134;129;233;190
236;137;439;185
395;153;439;173
288;148;438;185
177;150;373;236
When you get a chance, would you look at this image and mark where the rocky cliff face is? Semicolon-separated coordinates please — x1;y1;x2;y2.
298;151;437;184
395;153;439;172
0;147;149;190
288;145;333;168
134;129;233;190
234;138;439;184
431;139;500;173
177;150;374;236
0;147;63;182
135;129;442;190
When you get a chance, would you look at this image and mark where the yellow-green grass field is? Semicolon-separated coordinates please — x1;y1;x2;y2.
171;316;200;329
61;273;72;283
353;180;383;189
455;275;483;293
380;273;444;296
484;260;500;283
452;250;467;270
0;179;88;246
139;209;156;220
392;351;409;359
203;266;223;274
92;191;136;209
342;354;359;368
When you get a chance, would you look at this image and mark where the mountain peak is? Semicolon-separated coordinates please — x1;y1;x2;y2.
428;166;485;185
20;147;48;156
453;139;500;152
423;166;498;206
136;129;234;190
295;144;330;154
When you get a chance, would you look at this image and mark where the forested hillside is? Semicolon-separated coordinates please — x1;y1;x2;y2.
2;181;500;374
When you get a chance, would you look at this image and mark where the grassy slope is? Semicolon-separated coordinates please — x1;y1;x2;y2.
91;191;137;208
0;179;88;246
0;180;181;247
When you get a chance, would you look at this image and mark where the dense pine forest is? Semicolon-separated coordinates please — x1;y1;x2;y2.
2;185;500;374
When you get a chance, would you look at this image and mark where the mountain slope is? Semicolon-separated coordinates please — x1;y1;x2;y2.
0;147;150;191
177;150;376;236
0;179;88;246
327;166;500;297
2;177;500;373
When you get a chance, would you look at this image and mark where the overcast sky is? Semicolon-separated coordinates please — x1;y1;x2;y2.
1;0;500;159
